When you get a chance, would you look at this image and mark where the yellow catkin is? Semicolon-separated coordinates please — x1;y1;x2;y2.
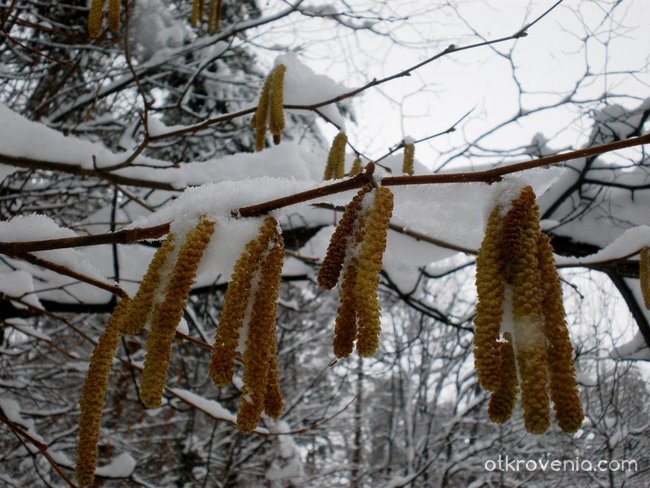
76;298;130;487
500;186;536;263
511;205;550;435
333;256;360;358
269;65;286;145
120;235;176;335
107;0;120;32
538;234;583;433
640;247;650;309
487;333;518;424
350;156;363;176
237;222;284;432
264;346;284;419
209;218;276;386
141;217;215;408
331;192;370;358
402;142;414;176
355;187;394;357
323;132;347;180
191;0;204;27
473;206;506;392
88;0;106;38
252;75;272;152
318;185;372;290
208;0;222;33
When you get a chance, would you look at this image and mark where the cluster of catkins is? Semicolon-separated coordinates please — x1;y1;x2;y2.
318;184;394;358
323;135;414;180
75;216;286;486
76;216;215;486
88;0;224;37
209;217;285;433
474;186;583;435
191;0;223;32
251;64;287;150
88;0;122;38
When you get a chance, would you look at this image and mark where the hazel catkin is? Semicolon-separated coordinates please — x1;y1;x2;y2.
318;185;372;291
323;132;347;180
510;202;550;435
191;0;203;27
355;187;394;357
237;226;284;432
209;218;277;386
487;333;518;424
108;0;120;32
76;298;130;487
500;185;536;263
252;75;272;152
269;65;286;145
88;0;106;38
538;234;583;433
402;142;414;176
208;0;222;33
350;156;363;176
141;217;215;408
120;235;176;335
473;206;506;392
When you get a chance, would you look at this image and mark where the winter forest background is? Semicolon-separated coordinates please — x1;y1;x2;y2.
0;0;649;487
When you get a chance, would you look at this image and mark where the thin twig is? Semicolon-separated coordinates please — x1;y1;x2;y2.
0;132;647;254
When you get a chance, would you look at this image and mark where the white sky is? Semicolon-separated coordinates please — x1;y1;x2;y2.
253;0;650;169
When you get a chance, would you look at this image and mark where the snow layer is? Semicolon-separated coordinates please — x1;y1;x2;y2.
94;452;137;478
0;271;41;309
274;52;351;128
169;388;237;424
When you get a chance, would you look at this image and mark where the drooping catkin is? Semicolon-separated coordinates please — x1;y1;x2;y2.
209;218;277;386
323;132;347;180
487;333;518;424
252;75;272;152
269;65;286;145
141;217;215;408
640;246;650;309
264;346;284;420
473;206;506;392
191;0;202;27
208;0;222;33
318;185;372;290
107;0;120;32
332;209;369;357
237;221;285;432
355;187;394;357
538;234;583;433
88;0;106;38
76;298;130;487
402;142;414;176
120;235;176;335
350;156;363;176
333;255;360;358
500;186;536;262
511;205;550;435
